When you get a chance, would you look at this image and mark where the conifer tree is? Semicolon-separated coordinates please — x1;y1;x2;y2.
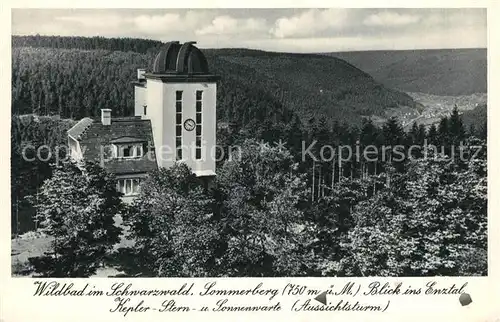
417;124;427;145
382;117;405;147
448;106;466;145
438;116;450;146
468;123;476;137
427;124;439;145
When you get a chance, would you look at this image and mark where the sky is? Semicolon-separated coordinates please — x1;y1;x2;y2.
11;8;487;52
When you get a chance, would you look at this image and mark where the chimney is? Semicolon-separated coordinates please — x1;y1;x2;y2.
137;68;146;81
101;109;111;126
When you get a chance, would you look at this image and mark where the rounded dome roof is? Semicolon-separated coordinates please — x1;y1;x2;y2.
152;41;209;74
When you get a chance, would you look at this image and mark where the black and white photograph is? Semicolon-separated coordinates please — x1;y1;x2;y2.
10;8;488;278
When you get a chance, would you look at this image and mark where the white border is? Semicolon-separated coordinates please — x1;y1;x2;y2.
1;2;499;322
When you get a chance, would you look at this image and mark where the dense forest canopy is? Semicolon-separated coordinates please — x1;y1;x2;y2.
12;35;416;128
12;35;165;54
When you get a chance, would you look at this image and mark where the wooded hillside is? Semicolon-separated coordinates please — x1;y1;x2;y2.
12;35;416;129
329;48;487;96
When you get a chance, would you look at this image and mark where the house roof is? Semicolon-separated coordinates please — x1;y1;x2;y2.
73;117;158;175
110;136;147;144
67;117;93;140
104;157;158;175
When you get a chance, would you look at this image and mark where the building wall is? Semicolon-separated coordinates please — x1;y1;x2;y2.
144;79;217;176
134;85;147;117
143;79;166;166
68;136;83;161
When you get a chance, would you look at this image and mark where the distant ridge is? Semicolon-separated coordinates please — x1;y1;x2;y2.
325;47;486;54
326;48;487;96
12;35;165;54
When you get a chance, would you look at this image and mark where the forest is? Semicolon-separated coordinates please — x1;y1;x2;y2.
11;35;487;277
12;35;416;127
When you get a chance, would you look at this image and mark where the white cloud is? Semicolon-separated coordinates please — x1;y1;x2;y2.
185;11;212;28
195;16;267;36
56;14;126;29
50;14;134;37
133;11;211;35
363;12;421;27
243;25;486;53
134;13;182;33
270;9;350;38
422;11;486;28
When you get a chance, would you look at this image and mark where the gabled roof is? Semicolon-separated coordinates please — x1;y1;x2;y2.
67;117;93;140
74;117;158;175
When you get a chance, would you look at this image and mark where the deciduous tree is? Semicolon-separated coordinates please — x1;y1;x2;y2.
28;161;123;277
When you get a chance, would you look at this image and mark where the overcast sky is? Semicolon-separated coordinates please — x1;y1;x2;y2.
11;8;487;52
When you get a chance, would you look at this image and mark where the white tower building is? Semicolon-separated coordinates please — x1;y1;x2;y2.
133;41;219;178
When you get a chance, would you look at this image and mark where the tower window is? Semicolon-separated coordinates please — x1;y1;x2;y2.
175;91;183;161
143;105;147;115
195;137;202;160
195;90;203;160
176;137;182;160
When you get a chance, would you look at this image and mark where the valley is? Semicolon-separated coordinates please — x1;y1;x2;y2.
327;47;487;130
378;91;487;130
400;92;487;129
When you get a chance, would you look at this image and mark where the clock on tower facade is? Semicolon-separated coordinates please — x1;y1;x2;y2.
133;41;220;178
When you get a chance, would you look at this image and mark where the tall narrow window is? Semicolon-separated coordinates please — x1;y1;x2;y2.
175;91;183;160
143;105;147;115
195;90;203;160
136;145;143;157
